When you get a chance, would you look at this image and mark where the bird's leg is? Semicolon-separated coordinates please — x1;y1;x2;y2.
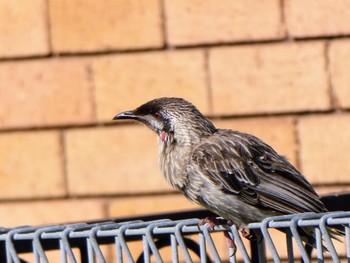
239;225;264;245
223;230;237;256
239;224;253;240
199;217;237;255
199;216;228;229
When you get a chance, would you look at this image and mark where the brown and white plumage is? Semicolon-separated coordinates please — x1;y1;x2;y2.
113;97;335;246
186;130;326;226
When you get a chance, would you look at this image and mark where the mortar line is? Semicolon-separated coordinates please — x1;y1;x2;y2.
204;48;213;114
86;62;98;122
279;0;288;38
0;191;182;203
43;0;53;55
1;109;350;134
324;40;339;109
59;130;70;198
3;36;350;63
159;0;169;49
293;117;302;172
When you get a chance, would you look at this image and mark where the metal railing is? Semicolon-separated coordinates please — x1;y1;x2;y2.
0;210;349;263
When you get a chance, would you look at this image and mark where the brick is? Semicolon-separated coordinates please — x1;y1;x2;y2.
0;131;65;199
329;40;350;109
0;59;94;129
65;126;171;195
298;114;350;184
210;42;330;115
49;0;163;53
108;194;200;218
213;117;297;166
0;199;105;227
285;0;350;37
164;0;285;46
0;0;49;58
93;50;209;120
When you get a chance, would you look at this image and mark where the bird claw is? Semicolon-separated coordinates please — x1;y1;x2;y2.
239;225;253;240
199;216;228;229
199;217;237;256
239;226;264;246
224;231;237;256
199;216;215;229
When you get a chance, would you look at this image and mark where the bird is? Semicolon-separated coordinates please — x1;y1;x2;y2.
113;97;339;249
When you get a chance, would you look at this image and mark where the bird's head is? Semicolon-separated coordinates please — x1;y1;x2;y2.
113;97;216;145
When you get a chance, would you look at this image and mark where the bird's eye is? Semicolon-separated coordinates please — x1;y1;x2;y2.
154;112;161;119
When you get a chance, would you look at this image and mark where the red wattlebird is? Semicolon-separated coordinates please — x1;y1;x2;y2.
113;97;342;251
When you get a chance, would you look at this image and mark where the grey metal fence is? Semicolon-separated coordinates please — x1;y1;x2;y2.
0;209;349;263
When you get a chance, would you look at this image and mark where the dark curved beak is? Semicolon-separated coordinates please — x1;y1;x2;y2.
113;110;138;120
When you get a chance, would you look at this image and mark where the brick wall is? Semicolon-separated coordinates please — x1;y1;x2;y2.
1;0;350;236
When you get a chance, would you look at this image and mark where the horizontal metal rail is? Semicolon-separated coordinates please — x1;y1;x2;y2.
0;211;349;263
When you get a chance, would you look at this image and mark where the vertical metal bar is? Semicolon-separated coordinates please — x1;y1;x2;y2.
6;229;22;263
201;226;221;263
145;225;164;263
34;227;58;263
61;227;78;263
226;225;251;263
229;248;237;263
226;231;236;263
290;216;310;263
319;214;339;263
346;226;350;262
118;225;137;263
87;239;95;263
59;239;68;263
171;234;179;263
285;230;294;263
314;227;324;262
142;235;151;263
175;222;194;263
261;218;280;263
229;249;236;263
6;248;12;263
33;241;40;263
114;236;123;263
198;233;206;263
89;227;106;263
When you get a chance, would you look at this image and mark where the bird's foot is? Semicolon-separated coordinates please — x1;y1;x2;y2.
199;216;229;229
199;217;234;229
199;217;237;256
239;225;253;240
224;230;237;256
239;226;264;245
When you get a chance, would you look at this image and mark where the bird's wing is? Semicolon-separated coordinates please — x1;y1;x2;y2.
190;130;326;214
